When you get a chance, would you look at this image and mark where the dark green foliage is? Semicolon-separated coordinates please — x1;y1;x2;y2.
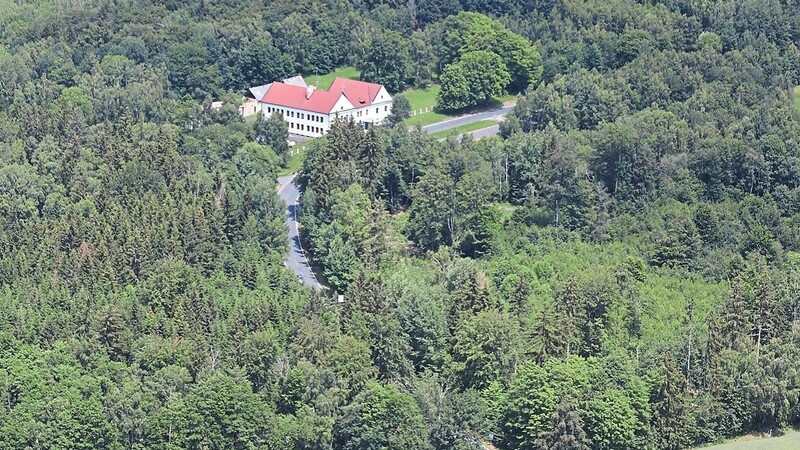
3;1;800;449
388;94;411;124
238;38;295;89
359;31;412;93
254;111;289;157
534;399;591;450
652;356;689;450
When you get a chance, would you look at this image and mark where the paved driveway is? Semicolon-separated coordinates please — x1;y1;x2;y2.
421;104;514;133
277;174;322;291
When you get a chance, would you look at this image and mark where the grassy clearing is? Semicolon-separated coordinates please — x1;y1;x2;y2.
697;430;800;450
494;202;518;222
278;149;306;176
305;67;360;90
793;86;800;112
429;120;498;139
407;93;516;128
403;84;441;110
406;111;451;127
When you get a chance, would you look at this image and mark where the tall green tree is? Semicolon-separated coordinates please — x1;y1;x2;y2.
333;382;432;450
359;31;411;93
437;51;510;111
388;94;411;125
254;112;289;157
534;399;591;450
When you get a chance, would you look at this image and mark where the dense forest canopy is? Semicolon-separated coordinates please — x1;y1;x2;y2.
1;0;800;449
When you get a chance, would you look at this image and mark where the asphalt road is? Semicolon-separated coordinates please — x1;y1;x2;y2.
277;104;513;290
466;124;501;140
277;174;322;291
421;104;514;134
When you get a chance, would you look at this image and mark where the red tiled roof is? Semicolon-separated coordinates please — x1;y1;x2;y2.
329;78;383;107
261;83;343;114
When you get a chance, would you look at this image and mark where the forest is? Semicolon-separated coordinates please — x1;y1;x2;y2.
1;0;800;449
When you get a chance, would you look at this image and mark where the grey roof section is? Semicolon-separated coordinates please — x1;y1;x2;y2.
282;75;308;87
248;83;272;100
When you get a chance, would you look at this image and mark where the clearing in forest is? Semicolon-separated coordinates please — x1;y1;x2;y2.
793;86;800;112
304;67;360;90
697;430;800;450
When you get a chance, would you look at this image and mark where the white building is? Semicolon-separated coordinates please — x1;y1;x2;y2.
246;76;393;138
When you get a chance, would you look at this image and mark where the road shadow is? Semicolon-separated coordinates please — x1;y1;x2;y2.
287;203;299;219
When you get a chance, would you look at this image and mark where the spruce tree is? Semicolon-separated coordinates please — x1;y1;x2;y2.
652;355;688;450
534;398;590;450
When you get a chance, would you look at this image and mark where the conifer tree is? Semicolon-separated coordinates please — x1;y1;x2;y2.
534;398;590;450
652;355;688;450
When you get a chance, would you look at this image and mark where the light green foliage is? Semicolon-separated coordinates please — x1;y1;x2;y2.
2;1;800;449
333;382;433;450
440;12;542;91
309;183;385;291
501;358;593;449
328;335;378;393
697;31;723;52
453;309;522;389
437;50;510;111
585;389;638;449
150;372;273;449
305;67;360;90
389;265;449;371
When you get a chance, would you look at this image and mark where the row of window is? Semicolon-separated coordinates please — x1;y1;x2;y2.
266;106;325;122
269;105;388;121
288;122;324;134
349;105;389;117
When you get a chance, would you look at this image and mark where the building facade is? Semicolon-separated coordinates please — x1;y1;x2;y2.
246;76;392;138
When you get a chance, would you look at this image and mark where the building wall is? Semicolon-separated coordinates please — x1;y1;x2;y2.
261;103;332;138
239;98;260;117
260;88;393;137
332;87;393;127
345;100;393;127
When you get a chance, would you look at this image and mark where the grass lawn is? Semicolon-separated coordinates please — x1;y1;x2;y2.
304;67;360;90
406;111;451;127
793;86;800;112
406;92;516;128
697;430;800;450
278;148;307;176
403;84;441;110
429;119;499;139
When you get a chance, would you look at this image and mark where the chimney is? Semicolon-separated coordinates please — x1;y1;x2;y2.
305;85;315;99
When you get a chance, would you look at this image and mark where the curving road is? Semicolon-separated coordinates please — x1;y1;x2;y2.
421;104;514;134
277;174;322;291
277;104;513;290
469;124;502;139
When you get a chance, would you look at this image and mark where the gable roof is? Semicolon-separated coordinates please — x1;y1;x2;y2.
329;78;384;107
248;83;272;100
260;83;343;114
282;75;308;87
